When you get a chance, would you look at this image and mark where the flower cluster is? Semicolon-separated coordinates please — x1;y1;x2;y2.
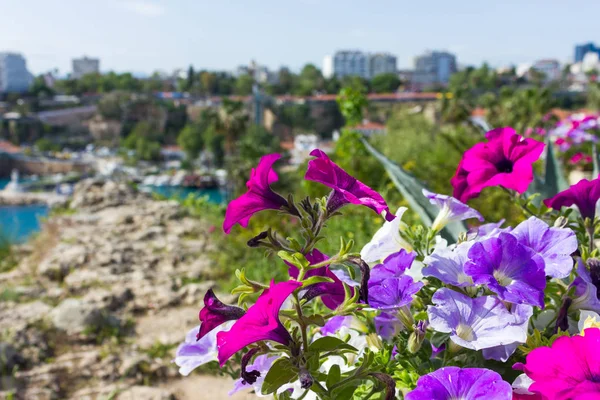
174;126;600;399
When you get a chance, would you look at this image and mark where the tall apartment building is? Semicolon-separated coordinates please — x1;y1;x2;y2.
412;51;457;88
72;56;100;79
370;53;397;77
0;52;33;93
574;43;600;63
333;50;371;79
325;51;397;80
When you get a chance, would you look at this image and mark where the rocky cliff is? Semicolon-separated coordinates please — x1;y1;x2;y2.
0;180;251;400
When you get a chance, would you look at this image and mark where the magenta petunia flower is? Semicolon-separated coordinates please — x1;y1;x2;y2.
544;177;600;220
287;249;351;310
223;153;288;234
305;149;395;221
197;289;246;340
405;367;512;400
216;280;301;365
451;127;545;202
520;327;600;399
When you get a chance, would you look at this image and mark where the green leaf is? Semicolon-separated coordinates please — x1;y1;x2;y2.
594;143;600;177
261;358;298;395
529;138;569;202
302;276;335;287
301;314;326;327
429;331;450;348
309;336;358;353
326;364;341;388
277;251;310;270
361;138;465;243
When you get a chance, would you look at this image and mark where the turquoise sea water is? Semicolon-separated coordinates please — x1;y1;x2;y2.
0;205;49;243
144;186;225;203
0;183;224;243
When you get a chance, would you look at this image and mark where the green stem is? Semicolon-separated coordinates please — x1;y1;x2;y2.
293;292;309;351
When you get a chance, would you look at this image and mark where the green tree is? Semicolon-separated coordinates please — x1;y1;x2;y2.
185;65;195;92
336;86;368;126
293;64;324;96
371;73;401;93
177;123;205;160
234;74;255;95
214;99;249;157
35;138;60;152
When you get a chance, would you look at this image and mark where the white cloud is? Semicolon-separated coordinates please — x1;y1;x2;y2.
121;1;165;17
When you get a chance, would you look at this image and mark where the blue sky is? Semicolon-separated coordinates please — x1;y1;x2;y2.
1;0;598;75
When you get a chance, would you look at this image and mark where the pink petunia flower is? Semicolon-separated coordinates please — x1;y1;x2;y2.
223;154;288;234
451;127;545;202
305;149;395;221
216;280;302;365
544;177;600;220
520;328;600;399
555;138;572;152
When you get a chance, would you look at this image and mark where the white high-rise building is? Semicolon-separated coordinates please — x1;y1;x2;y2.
0;52;33;93
322;55;334;79
72;56;100;79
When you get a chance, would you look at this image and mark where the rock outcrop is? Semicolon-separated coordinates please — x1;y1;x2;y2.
0;179;252;399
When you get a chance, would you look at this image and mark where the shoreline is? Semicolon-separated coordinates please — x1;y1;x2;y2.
0;191;68;207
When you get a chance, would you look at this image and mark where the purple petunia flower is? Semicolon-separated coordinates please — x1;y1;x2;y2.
217;280;302;365
223;154;288;233
229;354;278;396
423;243;473;287
511;217;577;279
174;322;233;376
428;289;525;351
465;233;546;308
544;177;600;220
405;367;512;400
570;259;600;313
197;289;245;340
374;312;403;340
422;189;484;231
451;127;545;203
467;219;510;240
305;149;395;221
482;304;533;362
368;275;423;311
369;249;416;284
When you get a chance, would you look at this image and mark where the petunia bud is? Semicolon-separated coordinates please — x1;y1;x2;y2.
408;320;427;353
369;373;396;400
247;231;269;247
298;367;314;389
240;348;261;385
554;216;568;228
587;258;600;296
396;305;415;329
555;297;572;333
366;333;384;351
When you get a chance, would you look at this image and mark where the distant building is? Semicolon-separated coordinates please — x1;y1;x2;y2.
413;51;457;87
329;50;398;80
532;59;561;81
322;55;334;78
370;53;397;77
575;42;600;63
72;56;100;79
332;50;371;79
0;52;33;93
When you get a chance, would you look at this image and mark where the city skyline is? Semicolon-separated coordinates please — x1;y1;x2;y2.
1;0;600;75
